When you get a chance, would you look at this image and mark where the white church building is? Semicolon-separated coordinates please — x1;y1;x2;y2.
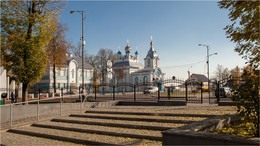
112;38;165;92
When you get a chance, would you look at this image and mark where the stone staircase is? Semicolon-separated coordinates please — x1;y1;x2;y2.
4;107;212;145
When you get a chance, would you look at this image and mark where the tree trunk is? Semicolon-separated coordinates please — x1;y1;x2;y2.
22;83;28;104
53;64;56;93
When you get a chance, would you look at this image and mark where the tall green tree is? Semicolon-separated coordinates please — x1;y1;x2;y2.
218;1;259;68
231;67;259;137
46;22;70;93
1;0;63;102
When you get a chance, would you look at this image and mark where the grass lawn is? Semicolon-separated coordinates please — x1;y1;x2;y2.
213;120;257;137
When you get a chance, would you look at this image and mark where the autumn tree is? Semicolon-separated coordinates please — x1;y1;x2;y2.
214;64;225;81
231;67;259;137
86;55;100;87
46;22;71;93
230;66;241;86
113;66;127;86
1;0;63;102
218;1;259;68
71;42;85;58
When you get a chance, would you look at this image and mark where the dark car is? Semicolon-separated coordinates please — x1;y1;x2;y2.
215;88;225;98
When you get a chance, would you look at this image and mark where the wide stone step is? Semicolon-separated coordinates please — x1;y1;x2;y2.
32;121;161;141
85;110;214;118
70;113;197;124
52;116;182;131
83;106;234;116
8;126;161;145
1;129;81;145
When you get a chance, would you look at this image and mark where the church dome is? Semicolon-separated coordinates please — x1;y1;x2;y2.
125;40;132;51
135;51;138;55
126;50;131;54
117;50;122;55
125;44;131;51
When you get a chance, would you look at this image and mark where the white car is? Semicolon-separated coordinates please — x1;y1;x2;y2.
143;86;158;94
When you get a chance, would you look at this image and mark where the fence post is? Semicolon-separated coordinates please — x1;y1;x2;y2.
61;88;63;101
70;86;72;97
10;104;12;127
37;100;39;121
60;97;62;116
217;81;220;102
113;85;115;101
185;83;188;101
79;86;81;99
38;88;41;99
157;83;160;102
95;85;97;101
134;85;136;102
80;86;82;112
201;82;203;104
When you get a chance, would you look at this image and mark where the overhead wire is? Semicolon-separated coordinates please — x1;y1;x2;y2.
160;59;206;69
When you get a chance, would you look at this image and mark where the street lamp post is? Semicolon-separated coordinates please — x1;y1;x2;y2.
70;10;85;93
198;44;217;104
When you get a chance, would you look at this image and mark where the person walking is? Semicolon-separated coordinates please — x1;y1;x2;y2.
11;92;15;103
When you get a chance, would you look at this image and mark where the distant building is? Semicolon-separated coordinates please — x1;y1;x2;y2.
0;66;8;99
37;54;94;91
0;66;17;99
187;73;209;91
112;38;165;91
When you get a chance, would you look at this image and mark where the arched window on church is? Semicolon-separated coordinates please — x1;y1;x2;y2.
147;58;150;67
135;77;139;85
143;76;148;84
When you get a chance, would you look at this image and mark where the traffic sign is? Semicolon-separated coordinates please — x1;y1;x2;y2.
107;60;112;68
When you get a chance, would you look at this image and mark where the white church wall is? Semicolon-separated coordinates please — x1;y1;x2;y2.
0;67;7;99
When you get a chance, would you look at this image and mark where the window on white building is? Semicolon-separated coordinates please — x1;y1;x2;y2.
90;71;93;77
147;58;150;67
85;71;88;77
57;69;61;76
64;69;66;76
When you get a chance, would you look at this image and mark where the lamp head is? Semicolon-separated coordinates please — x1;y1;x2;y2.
70;11;75;14
198;44;202;46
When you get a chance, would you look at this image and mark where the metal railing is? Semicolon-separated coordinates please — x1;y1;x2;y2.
1;92;88;129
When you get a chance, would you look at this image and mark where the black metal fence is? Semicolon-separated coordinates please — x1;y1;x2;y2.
1;77;245;105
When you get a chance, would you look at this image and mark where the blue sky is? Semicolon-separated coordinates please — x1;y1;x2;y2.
59;1;246;79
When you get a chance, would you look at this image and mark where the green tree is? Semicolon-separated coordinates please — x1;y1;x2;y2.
218;1;259;68
46;22;71;93
1;0;62;103
231;68;259;137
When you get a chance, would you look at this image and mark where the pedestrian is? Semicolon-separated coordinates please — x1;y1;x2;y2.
11;92;15;103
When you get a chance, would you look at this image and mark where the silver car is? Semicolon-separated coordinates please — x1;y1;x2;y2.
143;86;158;94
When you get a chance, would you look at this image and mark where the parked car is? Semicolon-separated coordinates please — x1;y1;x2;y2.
215;88;226;98
215;87;232;98
143;86;158;94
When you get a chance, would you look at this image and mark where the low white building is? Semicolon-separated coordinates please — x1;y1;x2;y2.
37;54;94;93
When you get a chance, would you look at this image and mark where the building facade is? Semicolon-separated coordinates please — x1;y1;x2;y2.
37;54;94;92
112;39;165;92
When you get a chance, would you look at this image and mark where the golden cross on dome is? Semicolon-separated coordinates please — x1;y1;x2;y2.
150;36;154;48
